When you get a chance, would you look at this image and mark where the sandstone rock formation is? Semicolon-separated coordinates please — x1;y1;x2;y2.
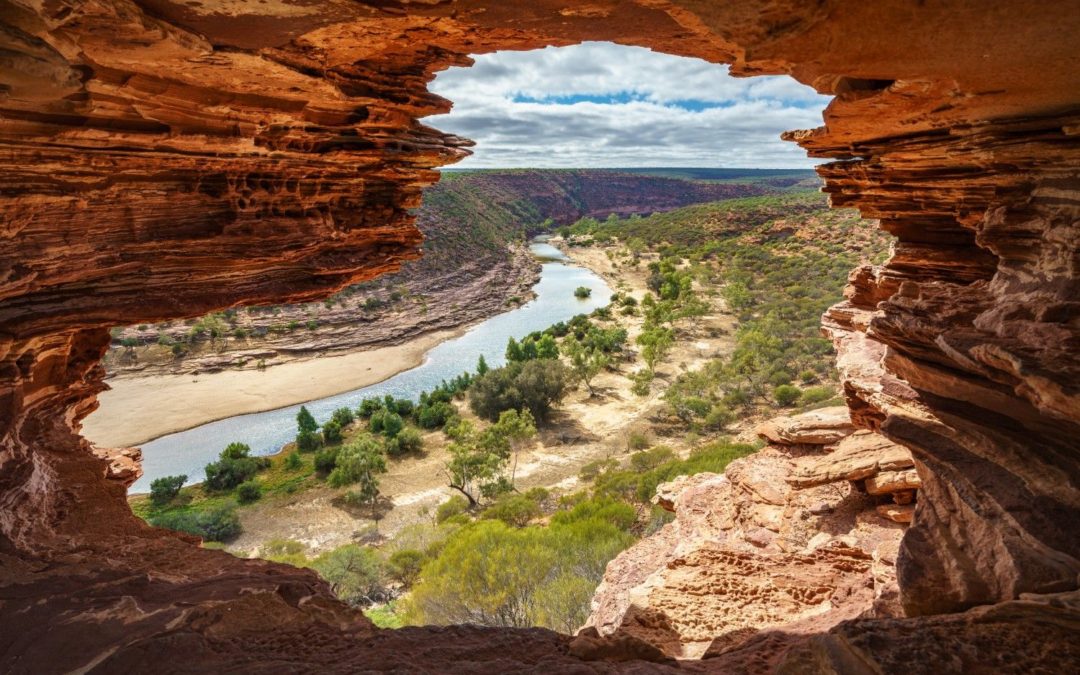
2;0;1078;672
586;428;906;660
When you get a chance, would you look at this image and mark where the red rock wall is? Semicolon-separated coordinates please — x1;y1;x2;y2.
1;0;1078;670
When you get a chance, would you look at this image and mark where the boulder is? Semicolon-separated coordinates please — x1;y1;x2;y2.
755;407;855;446
787;431;915;488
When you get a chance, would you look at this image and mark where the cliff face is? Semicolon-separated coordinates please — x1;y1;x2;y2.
1;0;1078;671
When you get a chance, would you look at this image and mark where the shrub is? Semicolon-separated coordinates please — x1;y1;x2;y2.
387;427;423;457
579;459;618;482
394;399;415;418
331;407;355;427
284;451;302;470
703;404;735;431
799;369;818;384
149;474;186;507
417;401;455;429
322;419;344;445
236;480;262;504
627;430;651;451
314;447;340;474
799;386;835;405
574;286;592;299
150;502;242;542
297;406;318;434
380;412;404;439
296;430;321;453
357;398;383;418
435;495;469;524
311;544;387;606
387;549;426;587
204;444;265;492
481;493;542;528
773;384;802;406
468;359;571;422
630;446;677;473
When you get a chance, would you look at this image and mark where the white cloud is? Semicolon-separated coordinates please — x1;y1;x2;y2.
424;42;830;169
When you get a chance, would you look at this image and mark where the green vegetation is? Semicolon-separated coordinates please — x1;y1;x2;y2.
149;474;186;507
574;286;592;299
468;359;571;422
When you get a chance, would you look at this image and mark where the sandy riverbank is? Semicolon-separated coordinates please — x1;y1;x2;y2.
82;328;463;448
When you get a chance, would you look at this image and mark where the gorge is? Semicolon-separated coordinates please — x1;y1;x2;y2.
1;1;1079;673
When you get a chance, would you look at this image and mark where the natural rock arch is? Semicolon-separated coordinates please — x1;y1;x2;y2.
1;1;1077;671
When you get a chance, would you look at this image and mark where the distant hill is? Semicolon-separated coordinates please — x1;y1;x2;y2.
413;168;820;276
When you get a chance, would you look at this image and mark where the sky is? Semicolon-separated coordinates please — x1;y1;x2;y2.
425;42;830;169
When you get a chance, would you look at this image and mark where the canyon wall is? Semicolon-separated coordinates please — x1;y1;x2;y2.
1;0;1078;671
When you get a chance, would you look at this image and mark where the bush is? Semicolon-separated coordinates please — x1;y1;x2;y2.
357;398;383;418
630;446;677;472
150;502;242;542
387;427;423;457
322;419;344;445
204;443;265;492
387;549;426;587
468;359;571;422
799;385;835;405
284;451;302;470
314;447;340;474
236;480;262;504
311;544;387;607
627;430;651;451
331;407;355;427
381;412;404;439
579;459;618;482
574;286;592;299
296;430;321;453
417;401;455;429
773;384;802;406
149;474;186;507
703;404;735;431
435;495;469;524
297;406;318;434
394;399;415;418
481;493;542;528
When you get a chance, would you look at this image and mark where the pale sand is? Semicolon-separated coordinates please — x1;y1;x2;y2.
82;329;462;448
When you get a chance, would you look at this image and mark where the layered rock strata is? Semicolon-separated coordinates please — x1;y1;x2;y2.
586;421;906;660
2;0;1079;671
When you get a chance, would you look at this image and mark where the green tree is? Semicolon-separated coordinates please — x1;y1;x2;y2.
468;359;570;422
149;474;186;507
489;408;537;486
561;335;609;396
536;334;559;359
236;480;262;504
311;544;386;606
444;420;510;506
574;286;592;299
476;354;490;375
328;435;387;519
297;406;318;434
636;326;674;370
773;384;801;406
505;337;524;362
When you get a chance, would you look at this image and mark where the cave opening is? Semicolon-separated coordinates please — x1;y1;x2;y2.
77;43;883;638
3;3;1078;672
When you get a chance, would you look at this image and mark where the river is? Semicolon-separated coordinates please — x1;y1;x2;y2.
128;239;611;493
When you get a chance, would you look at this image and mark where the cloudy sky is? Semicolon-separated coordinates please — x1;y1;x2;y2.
425;42;830;169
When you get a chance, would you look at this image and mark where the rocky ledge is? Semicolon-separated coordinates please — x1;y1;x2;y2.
587;411;906;661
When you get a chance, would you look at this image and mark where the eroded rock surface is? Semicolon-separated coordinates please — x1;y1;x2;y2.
2;0;1078;671
586;433;906;660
